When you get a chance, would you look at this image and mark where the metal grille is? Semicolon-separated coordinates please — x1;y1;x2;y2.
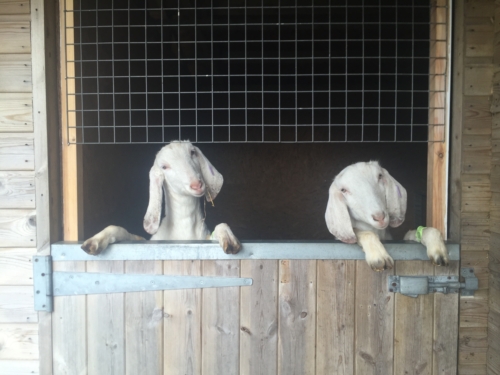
65;0;448;144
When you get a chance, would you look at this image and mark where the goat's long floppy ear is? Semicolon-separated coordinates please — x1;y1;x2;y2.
382;168;407;228
194;146;224;201
325;184;356;243
143;165;164;235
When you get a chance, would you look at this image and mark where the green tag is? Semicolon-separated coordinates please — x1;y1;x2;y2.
415;226;426;242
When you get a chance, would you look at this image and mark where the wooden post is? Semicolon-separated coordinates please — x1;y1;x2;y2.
60;0;82;241
427;0;450;237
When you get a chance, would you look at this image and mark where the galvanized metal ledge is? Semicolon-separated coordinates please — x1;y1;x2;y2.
51;241;460;261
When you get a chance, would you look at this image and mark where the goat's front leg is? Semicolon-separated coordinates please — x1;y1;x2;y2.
404;227;449;266
354;229;394;271
211;223;241;254
81;225;145;255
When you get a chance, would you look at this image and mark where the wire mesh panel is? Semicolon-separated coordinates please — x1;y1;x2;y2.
65;0;448;144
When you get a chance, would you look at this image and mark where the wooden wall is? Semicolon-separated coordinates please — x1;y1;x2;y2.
0;0;56;373
457;1;500;374
0;0;38;374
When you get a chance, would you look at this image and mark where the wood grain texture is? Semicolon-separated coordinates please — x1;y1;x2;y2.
0;134;33;171
464;66;494;96
0;209;35;247
163;260;202;375
0;93;32;132
433;261;459;375
394;261;435;375
465;17;494;57
460;289;489;328
202;260;240;375
52;261;86;375
31;0;50;256
278;260;316;375
355;261;394;375
0;323;38;359
0;247;34;285
240;260;278;375
0;22;30;54
0;54;31;93
0;172;35;209
87;261;125;375
0;360;39;375
450;0;465;242
463;96;491;135
316;260;354;375
125;260;163;375
0;0;29;15
0;286;36;323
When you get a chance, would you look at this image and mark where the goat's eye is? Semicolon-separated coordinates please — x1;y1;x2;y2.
378;173;383;180
191;149;196;157
341;188;347;193
162;165;169;170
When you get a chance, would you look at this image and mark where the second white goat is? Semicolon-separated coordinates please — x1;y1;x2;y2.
81;141;241;255
325;161;449;271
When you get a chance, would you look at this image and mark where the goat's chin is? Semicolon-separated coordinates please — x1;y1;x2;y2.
189;190;205;198
389;218;404;227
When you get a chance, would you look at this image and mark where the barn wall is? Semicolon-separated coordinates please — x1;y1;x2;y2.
457;1;500;374
0;0;57;373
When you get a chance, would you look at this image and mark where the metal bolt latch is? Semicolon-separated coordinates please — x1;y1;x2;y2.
388;268;478;298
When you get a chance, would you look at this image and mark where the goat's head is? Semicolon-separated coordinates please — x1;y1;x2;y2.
325;161;407;243
143;141;223;234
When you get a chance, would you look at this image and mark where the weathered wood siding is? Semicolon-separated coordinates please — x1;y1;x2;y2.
0;0;50;373
457;1;500;374
50;258;459;375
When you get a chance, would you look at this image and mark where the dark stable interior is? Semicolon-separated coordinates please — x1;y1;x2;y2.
82;142;427;241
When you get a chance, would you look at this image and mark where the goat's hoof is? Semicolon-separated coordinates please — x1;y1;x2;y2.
81;239;105;256
367;255;394;272
430;252;449;267
222;239;241;254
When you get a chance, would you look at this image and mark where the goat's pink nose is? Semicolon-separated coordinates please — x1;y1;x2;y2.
190;180;203;191
372;212;386;223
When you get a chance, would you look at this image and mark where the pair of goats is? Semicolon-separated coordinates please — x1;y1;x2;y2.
82;141;449;271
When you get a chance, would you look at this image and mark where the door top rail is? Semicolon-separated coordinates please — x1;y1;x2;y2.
51;241;460;261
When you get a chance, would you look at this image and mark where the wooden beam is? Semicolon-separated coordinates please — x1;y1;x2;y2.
450;0;465;242
60;0;81;241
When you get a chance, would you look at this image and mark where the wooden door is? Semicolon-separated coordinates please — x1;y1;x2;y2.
49;242;459;375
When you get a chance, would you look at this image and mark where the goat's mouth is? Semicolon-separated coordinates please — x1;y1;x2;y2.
189;185;205;197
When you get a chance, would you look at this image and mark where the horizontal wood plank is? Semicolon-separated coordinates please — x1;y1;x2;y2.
0;0;30;15
0;360;39;375
0;286;36;323
462;251;490;290
0;55;31;93
0;134;34;171
0;323;38;360
0;172;35;209
460;289;489;328
0;209;35;247
0;22;30;54
464;67;494;96
459;327;488;353
0;94;33;132
0;247;34;285
464;96;492;135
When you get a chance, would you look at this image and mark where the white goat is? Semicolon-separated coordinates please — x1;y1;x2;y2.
325;161;449;271
81;141;241;255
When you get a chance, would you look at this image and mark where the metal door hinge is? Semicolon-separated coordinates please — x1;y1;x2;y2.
33;256;252;312
388;268;478;298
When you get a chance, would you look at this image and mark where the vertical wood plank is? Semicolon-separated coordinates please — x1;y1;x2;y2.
394;261;435;375
240;259;278;375
202;260;240;375
60;0;82;241
427;0;450;237
87;261;125;375
278;260;316;375
52;262;86;375
125;260;163;375
354;261;394;375
316;260;355;375
163;260;201;375
433;261;459;375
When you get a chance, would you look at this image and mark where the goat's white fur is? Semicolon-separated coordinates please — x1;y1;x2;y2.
81;141;241;255
325;161;449;271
